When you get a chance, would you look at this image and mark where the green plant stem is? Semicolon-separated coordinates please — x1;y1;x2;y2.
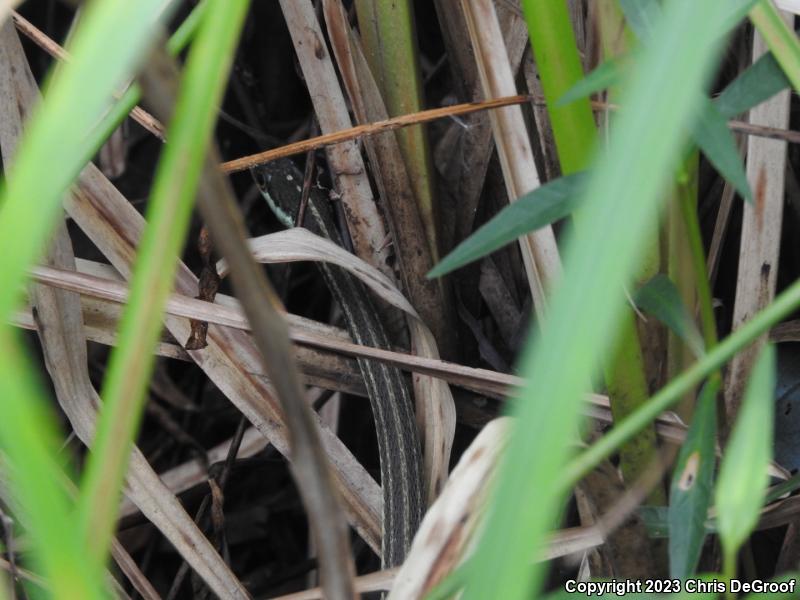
521;0;595;172
749;0;800;94
562;273;800;490
76;0;249;566
678;159;719;350
353;0;440;258
723;548;737;600
668;153;701;418
523;0;660;498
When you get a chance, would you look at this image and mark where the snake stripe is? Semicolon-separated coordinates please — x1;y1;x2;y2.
252;160;424;567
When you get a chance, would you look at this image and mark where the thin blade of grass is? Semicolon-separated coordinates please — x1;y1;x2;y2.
0;0;177;594
429;172;586;278
564;277;800;489
669;380;718;578
693;98;753;202
462;0;731;597
557;57;628;107
77;0;249;566
634;274;706;359
749;0;800;94
715;52;789;119
717;345;776;575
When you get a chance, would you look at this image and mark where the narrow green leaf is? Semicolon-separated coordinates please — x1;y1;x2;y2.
634;274;706;358
669;380;718;578
715;344;776;562
618;0;661;40
749;0;800;95
715;52;789;119
564;277;800;491
691;98;752;202
720;0;761;34
0;0;179;595
77;0;251;566
765;471;800;504
557;57;628;106
462;0;732;597
428;173;586;278
639;505;715;538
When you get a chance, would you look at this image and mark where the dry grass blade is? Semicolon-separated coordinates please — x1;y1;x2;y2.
278;0;392;279
323;0;453;349
119;428;266;519
23;261;694;437
219;95;531;173
435;2;530;251
724;19;791;421
322;0;456;500
270;569;399;600
63;130;383;555
10;10;165;140
142;44;357;597
0;23;246;599
458;0;561;315
390;417;509;598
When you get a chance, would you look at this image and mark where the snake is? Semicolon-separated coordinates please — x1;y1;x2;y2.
251;158;424;567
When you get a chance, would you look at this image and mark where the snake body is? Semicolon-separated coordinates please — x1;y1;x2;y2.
252;159;424;567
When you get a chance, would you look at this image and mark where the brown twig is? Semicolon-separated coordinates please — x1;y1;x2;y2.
219;94;534;173
139;49;357;600
16;10;799;173
11;10;166;140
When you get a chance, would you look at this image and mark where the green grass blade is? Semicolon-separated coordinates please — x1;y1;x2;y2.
77;0;210;166
77;0;250;566
0;330;105;598
715;52;789;119
462;0;731;597
765;472;800;504
428;172;586;278
691;98;752;202
749;0;800;94
0;0;177;324
716;344;775;572
618;0;661;40
557;57;627;107
0;0;179;594
669;380;718;578
353;0;440;257
522;0;596;173
563;276;800;487
634;274;706;358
